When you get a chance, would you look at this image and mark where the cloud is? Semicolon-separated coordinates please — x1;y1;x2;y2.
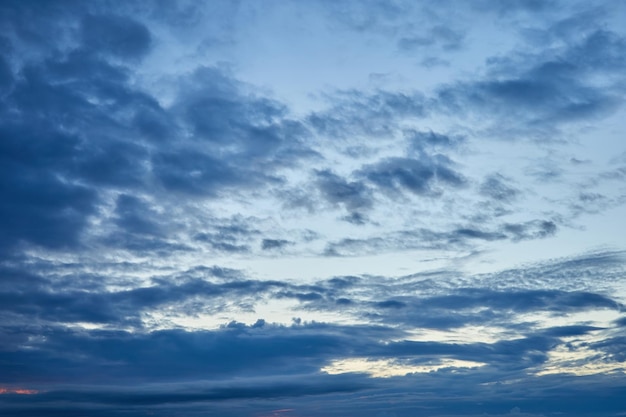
0;265;292;328
502;220;557;241
407;130;466;151
318;1;468;57
113;194;164;237
3;0;604;263
0;5;319;257
81;14;152;60
0;23;149;254
261;239;293;250
0;322;400;385
436;21;626;136
480;174;520;203
152;148;251;196
308;89;426;140
3;319;625;416
332;286;621;331
315;169;373;213
359;155;466;197
321;218;558;256
398;25;465;52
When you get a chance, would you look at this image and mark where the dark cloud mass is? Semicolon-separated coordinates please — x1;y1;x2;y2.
81;14;152;59
360;154;466;196
315;169;373;212
1;0;626;416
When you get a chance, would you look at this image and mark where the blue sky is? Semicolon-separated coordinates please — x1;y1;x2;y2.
1;1;625;416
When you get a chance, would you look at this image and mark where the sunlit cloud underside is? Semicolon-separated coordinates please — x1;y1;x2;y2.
322;358;486;378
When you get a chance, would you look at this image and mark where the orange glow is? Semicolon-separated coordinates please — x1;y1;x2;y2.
0;387;39;395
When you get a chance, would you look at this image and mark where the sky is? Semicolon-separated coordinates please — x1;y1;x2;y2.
1;0;626;416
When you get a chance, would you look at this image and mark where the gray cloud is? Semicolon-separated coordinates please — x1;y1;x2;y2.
398;25;465;52
308;89;426;140
436;23;626;135
480;174;520;203
315;169;373;212
359;154;466;197
81;14;152;60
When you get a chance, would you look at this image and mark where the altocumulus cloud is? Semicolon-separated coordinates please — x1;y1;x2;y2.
1;1;626;417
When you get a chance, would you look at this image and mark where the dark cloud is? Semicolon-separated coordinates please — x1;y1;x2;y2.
81;14;152;60
0;29;147;254
0;265;291;328
613;316;626;327
315;169;373;212
0;322;397;385
192;218;263;254
304;251;626;331
375;300;407;309
452;228;506;241
539;324;605;337
0;56;13;90
347;287;621;331
407;129;466;151
417;288;620;314
359;154;466;197
17;375;368;406
153;148;250;196
436;24;626;135
322;218;557;256
438;75;618;130
178;66;312;162
479;0;559;14
261;239;292;250
342;211;370;225
114;194;164;237
0;0;86;53
0;159;96;254
0;4;316;257
310;147;466;221
145;66;313;200
320;228;475;256
502;219;557;241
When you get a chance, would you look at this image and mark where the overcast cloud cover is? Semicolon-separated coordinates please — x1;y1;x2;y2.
1;0;626;416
